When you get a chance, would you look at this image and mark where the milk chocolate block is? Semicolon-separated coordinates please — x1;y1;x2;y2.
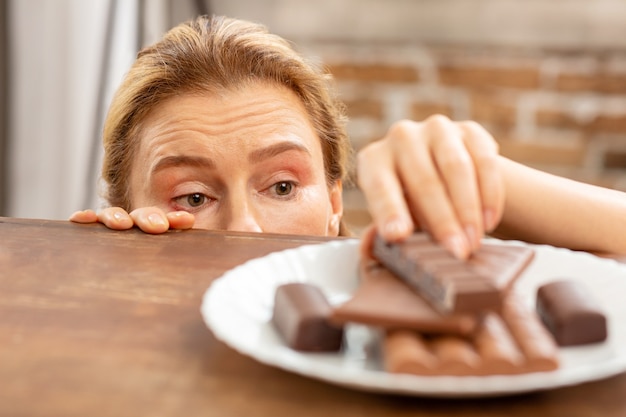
536;280;608;346
372;233;535;314
383;295;559;376
272;283;343;352
331;260;478;336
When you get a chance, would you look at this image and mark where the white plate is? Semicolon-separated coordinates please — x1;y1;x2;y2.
201;239;626;397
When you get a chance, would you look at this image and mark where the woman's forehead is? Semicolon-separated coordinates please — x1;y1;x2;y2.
141;83;314;137
133;82;324;164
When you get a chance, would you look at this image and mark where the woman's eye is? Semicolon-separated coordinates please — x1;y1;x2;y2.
274;181;293;196
185;193;206;207
172;192;212;211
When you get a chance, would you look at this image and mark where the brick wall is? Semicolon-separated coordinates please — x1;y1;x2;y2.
318;44;626;188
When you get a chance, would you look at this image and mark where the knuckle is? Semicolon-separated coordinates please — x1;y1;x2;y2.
423;114;453;129
386;119;419;143
458;119;483;132
460;120;499;151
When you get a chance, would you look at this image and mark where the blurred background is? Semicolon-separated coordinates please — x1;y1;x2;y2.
2;0;626;232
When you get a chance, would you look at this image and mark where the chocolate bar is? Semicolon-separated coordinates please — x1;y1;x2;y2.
383;295;559;376
372;233;535;313
536;280;607;346
272;283;343;352
331;259;478;336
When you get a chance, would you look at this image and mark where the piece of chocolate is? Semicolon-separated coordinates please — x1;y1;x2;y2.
372;233;535;313
536;279;608;346
272;283;343;352
331;259;478;336
473;312;525;374
383;295;559;376
500;295;560;372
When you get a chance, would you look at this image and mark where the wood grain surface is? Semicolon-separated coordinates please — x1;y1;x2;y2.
0;217;624;417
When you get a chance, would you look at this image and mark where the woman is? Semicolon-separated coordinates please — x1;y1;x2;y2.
71;15;626;257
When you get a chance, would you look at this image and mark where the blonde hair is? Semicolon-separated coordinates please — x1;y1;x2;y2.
101;15;351;231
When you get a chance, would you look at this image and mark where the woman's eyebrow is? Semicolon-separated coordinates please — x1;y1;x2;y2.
248;141;311;164
151;155;216;175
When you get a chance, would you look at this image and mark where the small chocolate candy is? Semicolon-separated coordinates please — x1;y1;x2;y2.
272;283;343;352
536;279;608;346
372;233;535;314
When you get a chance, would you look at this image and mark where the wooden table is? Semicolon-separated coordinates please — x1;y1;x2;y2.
1;217;625;417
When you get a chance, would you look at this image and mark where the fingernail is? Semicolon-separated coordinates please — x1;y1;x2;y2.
148;213;166;227
113;211;125;221
443;234;468;259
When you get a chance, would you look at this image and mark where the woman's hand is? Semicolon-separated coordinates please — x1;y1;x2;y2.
69;207;195;234
357;115;505;259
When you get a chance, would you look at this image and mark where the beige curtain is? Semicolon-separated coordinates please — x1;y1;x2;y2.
6;0;210;220
0;0;7;215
